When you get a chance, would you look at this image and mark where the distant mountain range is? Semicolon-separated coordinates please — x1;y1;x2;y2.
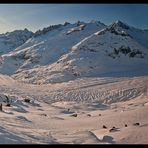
0;20;148;84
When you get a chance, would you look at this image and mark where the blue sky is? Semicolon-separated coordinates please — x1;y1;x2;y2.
0;4;148;33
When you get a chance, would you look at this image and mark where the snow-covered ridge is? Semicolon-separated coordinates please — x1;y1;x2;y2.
0;29;33;54
109;20;148;48
0;20;106;76
33;24;63;37
0;20;148;84
66;24;86;35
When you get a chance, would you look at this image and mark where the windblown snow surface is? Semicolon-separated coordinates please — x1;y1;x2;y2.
0;20;147;144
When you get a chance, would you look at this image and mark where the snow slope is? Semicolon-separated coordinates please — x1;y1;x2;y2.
0;21;106;75
11;21;148;84
111;21;148;48
0;20;148;84
0;29;33;54
0;74;147;144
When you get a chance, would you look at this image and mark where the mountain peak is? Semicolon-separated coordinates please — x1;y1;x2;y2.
89;20;106;26
95;20;132;37
112;20;130;29
115;20;125;24
90;20;97;23
23;28;32;32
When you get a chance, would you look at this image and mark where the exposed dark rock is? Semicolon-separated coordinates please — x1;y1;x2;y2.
109;126;119;132
0;104;2;111
133;123;140;126
24;98;30;103
115;20;130;29
103;125;107;129
125;124;128;127
6;103;11;107
71;113;77;117
87;114;91;117
64;22;70;26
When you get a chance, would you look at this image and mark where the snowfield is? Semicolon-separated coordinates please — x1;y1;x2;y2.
0;20;147;144
0;74;147;144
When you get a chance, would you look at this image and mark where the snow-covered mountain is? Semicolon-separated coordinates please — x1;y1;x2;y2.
0;20;148;84
0;29;33;54
0;20;106;75
108;20;148;48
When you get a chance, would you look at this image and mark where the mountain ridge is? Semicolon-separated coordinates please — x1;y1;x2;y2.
0;20;147;84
